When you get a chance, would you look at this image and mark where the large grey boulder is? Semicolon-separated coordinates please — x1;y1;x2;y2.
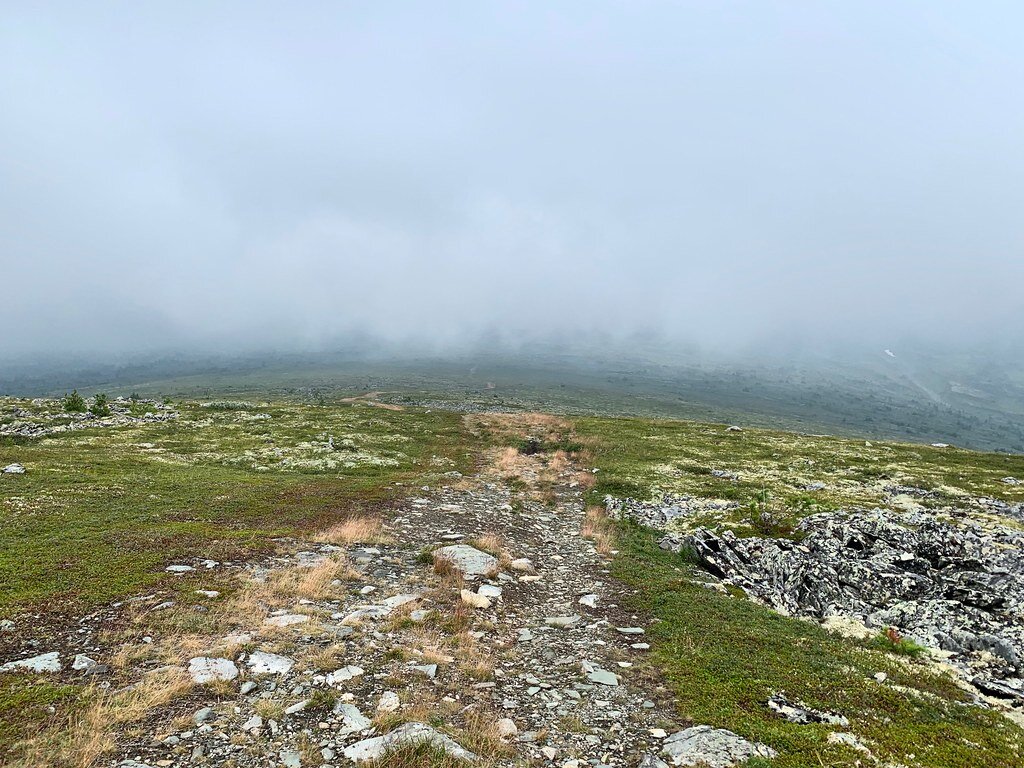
662;725;776;767
342;722;477;762
432;545;498;579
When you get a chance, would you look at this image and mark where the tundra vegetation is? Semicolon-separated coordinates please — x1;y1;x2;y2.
1;393;1022;767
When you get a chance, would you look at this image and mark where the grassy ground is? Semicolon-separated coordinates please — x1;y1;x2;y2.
575;415;1024;533
576;415;1024;766
0;398;478;617
606;520;1024;767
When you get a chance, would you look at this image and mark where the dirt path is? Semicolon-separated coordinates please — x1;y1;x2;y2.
11;416;691;767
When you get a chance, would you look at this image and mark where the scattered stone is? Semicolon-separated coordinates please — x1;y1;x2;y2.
166;564;194;573
662;725;777;767
247;651;294;675
193;707;216;724
187;657;238;684
666;507;1024;685
545;616;580;628
372;691;401;715
242;715;263;732
263;613;309;628
409;663;437;678
478;584;503;599
578;594;599;608
280;748;301;768
72;654;97;671
767;693;848;726
326;665;365;687
616;627;645;635
496;718;518;738
461;589;491;609
335;702;373;732
827;732;873;755
285;700;308;715
587;668;619;686
2;463;25;474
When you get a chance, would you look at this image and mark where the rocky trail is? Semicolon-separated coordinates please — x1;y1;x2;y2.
3;419;771;767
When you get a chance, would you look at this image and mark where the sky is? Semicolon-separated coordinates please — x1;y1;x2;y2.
2;2;1023;361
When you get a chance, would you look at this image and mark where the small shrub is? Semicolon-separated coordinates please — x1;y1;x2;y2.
89;393;111;417
62;390;86;413
869;627;926;657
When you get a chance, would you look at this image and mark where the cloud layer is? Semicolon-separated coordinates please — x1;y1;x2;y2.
2;3;1022;359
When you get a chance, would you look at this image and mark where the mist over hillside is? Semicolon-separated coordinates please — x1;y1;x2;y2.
4;337;1023;453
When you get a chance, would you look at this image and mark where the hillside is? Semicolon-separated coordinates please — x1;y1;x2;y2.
2;393;1023;767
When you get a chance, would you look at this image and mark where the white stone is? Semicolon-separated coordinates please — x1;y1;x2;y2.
509;558;534;572
377;691;401;713
1;651;61;673
545;616;580;628
247;651;294;675
166;564;194;573
478;584;503;599
241;714;263;731
325;665;365;687
410;663;437;678
72;654;97;671
578;594;599;608
2;463;25;474
187;657;238;684
264;613;309;628
335;702;372;732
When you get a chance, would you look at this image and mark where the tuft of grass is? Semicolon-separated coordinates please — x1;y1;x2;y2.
371;740;472;768
868;627;927;657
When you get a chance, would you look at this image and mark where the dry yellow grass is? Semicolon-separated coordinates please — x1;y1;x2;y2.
15;667;194;768
581;505;615;556
264;554;360;600
314;515;388;545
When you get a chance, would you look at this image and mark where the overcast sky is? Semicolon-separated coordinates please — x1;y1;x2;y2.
2;2;1022;360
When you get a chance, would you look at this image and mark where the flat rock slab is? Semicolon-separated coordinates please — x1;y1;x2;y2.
343;722;477;763
662;725;777;767
1;651;61;673
588;668;620;686
545;615;581;628
247;651;294;675
326;665;365;687
433;545;498;579
188;657;239;684
264;613;309;628
334;702;373;733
